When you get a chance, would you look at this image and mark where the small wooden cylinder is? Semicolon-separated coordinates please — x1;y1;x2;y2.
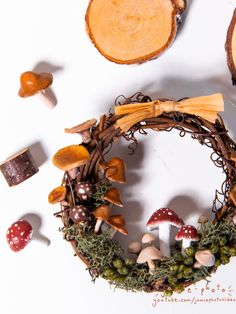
0;149;39;187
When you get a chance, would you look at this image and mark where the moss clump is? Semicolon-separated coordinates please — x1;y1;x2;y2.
91;180;111;208
198;221;236;248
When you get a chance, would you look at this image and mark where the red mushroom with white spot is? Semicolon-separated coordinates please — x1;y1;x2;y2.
175;225;199;256
146;208;183;257
6;220;33;252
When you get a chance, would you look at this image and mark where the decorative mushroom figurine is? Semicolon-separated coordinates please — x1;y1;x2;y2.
18;71;54;108
93;205;111;233
128;241;142;255
137;246;162;275
146;208;183;257
194;250;215;268
65;118;97;143
104;157;126;183
175;225;199;256
106;214;128;236
6;220;33;252
48;186;67;204
69;205;90;225
75;182;93;200
52;145;90;171
103;187;123;207
142;233;156;246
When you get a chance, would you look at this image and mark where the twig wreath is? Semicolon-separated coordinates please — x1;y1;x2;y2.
49;92;236;294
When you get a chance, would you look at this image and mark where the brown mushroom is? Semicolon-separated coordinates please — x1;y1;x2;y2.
64;118;97;143
93;205;111;233
103;188;123;207
52;145;90;171
48;186;67;204
104;157;126;183
106;214;128;235
18;71;55;108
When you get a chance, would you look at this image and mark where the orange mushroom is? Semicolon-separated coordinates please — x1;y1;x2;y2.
103;187;123;207
104;157;126;183
65;118;97;143
106;214;128;236
18;71;54;108
93;205;111;233
48;186;67;204
52;145;90;171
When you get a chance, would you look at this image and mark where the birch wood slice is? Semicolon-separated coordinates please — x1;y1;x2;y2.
226;9;236;85
86;0;186;64
0;149;39;187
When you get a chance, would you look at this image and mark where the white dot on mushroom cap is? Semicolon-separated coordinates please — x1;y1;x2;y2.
79;188;85;193
86;188;90;191
9;241;13;245
14;224;18;227
185;230;188;233
11;230;13;233
168;212;172;215
20;232;25;236
155;217;157;220
7;230;9;234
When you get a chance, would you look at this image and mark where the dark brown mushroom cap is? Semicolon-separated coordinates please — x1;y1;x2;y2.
18;71;53;97
69;205;90;224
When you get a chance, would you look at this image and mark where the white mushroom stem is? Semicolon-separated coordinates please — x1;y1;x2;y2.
181;239;191;256
37;90;55;109
147;260;155;275
94;219;103;233
158;223;171;257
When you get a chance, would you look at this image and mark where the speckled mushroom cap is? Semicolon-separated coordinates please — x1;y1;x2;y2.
175;225;199;241
146;208;183;231
137;246;162;264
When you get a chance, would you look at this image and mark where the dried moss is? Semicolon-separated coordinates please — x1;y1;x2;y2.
61;220;236;292
198;220;236;248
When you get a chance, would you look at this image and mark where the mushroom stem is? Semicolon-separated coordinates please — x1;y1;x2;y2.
37;90;55;109
94;219;103;233
147;260;155;275
159;223;171;257
181;239;191;256
80;130;92;143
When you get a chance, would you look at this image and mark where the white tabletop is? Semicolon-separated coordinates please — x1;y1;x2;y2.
0;0;236;313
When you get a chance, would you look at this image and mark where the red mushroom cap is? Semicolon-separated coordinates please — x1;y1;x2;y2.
175;225;199;241
146;208;183;231
6;220;33;252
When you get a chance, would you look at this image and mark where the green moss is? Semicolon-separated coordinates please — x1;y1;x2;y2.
91;180;111;208
60;220;236;292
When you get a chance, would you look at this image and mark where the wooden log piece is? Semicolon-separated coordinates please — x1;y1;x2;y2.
86;0;186;64
0;149;39;187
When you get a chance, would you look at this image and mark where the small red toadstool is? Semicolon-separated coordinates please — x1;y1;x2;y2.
175;225;199;256
6;220;33;252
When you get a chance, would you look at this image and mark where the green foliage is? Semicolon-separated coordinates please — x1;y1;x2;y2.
60;220;236;292
92;180;111;207
198;221;236;248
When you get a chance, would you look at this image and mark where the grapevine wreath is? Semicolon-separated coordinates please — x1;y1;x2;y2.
49;92;236;294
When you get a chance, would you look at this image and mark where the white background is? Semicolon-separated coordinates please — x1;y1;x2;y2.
0;0;236;313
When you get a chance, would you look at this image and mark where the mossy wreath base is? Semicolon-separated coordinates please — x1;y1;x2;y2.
51;93;236;294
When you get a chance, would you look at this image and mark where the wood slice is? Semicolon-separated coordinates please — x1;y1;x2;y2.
86;0;185;64
0;149;39;187
226;9;236;85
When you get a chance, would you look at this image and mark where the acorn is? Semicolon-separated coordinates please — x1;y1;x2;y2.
112;257;123;269
184;257;194;266
220;254;230;265
164;289;173;296
174;284;184;294
124;258;135;267
184;246;196;257
229;247;236;256
117;267;129;275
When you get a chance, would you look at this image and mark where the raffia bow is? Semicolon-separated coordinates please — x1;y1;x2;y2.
114;93;224;132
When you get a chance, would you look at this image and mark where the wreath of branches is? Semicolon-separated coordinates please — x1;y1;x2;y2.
52;93;236;294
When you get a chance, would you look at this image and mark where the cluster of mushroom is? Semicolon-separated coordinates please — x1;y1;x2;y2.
127;208;217;276
49;118;129;236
